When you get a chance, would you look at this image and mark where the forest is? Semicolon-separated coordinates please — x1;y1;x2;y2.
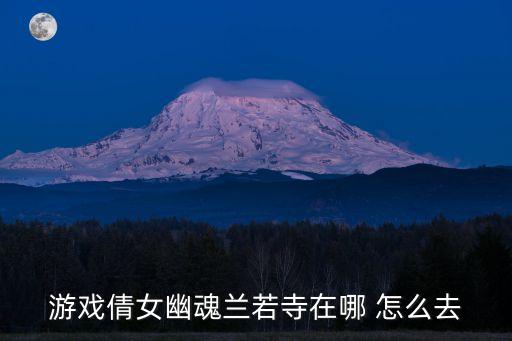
0;214;511;332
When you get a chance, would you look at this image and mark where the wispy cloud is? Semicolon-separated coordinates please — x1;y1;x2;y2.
183;78;319;100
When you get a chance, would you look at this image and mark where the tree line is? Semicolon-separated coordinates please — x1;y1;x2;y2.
0;214;511;332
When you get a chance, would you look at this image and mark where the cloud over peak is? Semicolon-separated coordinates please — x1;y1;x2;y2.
183;78;319;100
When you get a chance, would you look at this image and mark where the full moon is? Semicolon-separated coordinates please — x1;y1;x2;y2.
29;13;58;41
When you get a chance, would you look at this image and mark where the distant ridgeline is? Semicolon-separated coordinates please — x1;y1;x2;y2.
0;213;511;332
0;164;512;226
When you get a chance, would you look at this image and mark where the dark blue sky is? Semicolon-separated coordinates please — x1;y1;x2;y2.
1;0;511;166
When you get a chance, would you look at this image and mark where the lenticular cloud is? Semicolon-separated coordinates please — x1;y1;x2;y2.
183;78;319;100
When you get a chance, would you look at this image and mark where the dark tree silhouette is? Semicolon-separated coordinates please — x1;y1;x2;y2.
0;214;510;332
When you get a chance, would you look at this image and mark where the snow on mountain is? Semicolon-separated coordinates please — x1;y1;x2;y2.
0;78;440;186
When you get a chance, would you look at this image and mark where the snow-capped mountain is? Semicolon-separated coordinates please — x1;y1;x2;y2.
0;78;439;185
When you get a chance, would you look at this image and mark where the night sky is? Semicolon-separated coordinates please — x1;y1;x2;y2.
1;0;511;166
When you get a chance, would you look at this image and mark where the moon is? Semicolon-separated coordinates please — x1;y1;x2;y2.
29;13;58;41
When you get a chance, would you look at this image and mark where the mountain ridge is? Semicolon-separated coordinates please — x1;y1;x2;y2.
0;164;510;226
0;79;438;186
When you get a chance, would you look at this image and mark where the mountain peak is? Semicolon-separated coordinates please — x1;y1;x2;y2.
0;78;441;186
